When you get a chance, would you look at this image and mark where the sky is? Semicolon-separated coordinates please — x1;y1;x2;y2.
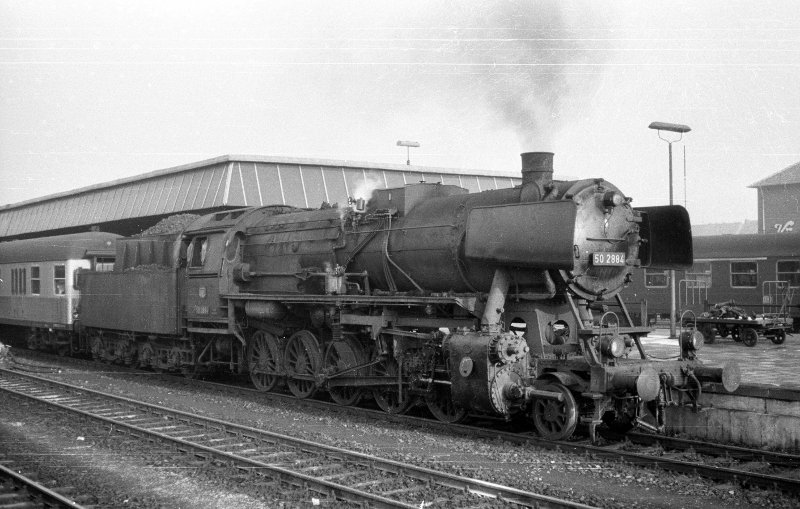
1;0;799;225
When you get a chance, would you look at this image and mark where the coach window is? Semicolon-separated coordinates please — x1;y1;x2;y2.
777;260;800;287
31;266;40;295
54;265;66;295
730;261;757;288
687;262;712;288
645;268;668;288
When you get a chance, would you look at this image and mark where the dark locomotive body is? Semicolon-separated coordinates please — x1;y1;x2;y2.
3;152;740;440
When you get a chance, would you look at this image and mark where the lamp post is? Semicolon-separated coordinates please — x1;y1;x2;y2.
396;140;420;165
648;121;691;339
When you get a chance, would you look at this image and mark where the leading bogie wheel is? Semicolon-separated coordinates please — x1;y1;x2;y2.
248;330;283;392
324;338;365;406
770;329;787;345
741;328;758;347
284;330;322;399
531;382;578;440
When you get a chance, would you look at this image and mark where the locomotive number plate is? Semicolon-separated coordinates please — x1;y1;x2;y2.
592;252;626;266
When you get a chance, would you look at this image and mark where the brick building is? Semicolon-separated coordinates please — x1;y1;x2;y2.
750;161;800;234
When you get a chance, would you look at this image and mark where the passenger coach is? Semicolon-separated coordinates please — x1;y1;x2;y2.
0;232;118;353
626;233;800;329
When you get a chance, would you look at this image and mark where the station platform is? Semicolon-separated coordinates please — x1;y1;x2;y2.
641;329;800;450
641;329;800;391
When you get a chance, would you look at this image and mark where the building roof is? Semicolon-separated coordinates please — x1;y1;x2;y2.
692;220;758;236
0;155;521;240
749;161;800;188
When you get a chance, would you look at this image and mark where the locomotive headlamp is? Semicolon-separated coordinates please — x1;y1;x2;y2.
600;335;626;358
680;330;704;352
602;191;625;208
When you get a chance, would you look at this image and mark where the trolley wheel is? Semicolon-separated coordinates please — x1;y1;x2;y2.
248;330;282;392
531;382;578;440
731;327;742;342
324;338;365;406
700;324;715;343
718;325;730;338
770;329;787;345
284;330;322;399
425;386;468;424
741;328;759;347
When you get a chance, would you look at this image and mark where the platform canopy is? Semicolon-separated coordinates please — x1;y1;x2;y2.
0;155;520;240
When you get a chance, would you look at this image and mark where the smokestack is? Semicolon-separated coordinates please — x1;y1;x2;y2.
520;152;554;202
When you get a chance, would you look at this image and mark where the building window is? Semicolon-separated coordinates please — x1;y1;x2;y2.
686;262;712;288
777;260;800;287
645;269;668;288
94;257;115;272
54;265;66;295
730;261;757;288
31;266;40;295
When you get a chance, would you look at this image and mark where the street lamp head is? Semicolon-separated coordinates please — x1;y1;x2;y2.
396;140;420;148
648;121;691;134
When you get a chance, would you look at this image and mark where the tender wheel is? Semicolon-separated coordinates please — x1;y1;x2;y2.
700;324;715;344
731;326;742;342
531;382;578;440
248;330;282;392
137;342;155;369
426;386;468;424
90;335;105;362
284;330;322;399
741;328;758;347
372;357;412;414
770;329;786;345
324;338;365;406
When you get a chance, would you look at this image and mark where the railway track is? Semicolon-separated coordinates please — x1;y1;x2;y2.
9;350;800;495
0;367;593;509
0;460;87;509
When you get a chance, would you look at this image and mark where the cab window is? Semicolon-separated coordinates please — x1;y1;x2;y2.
188;237;208;268
94;257;115;272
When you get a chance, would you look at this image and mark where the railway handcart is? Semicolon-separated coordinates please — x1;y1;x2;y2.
686;315;791;347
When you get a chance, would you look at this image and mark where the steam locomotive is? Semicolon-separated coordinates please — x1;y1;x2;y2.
0;152;739;440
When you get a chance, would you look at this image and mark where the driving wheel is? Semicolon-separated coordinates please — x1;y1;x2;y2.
426;386;467;423
324;338;365;406
284;330;322;398
372;357;412;414
248;330;282;392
